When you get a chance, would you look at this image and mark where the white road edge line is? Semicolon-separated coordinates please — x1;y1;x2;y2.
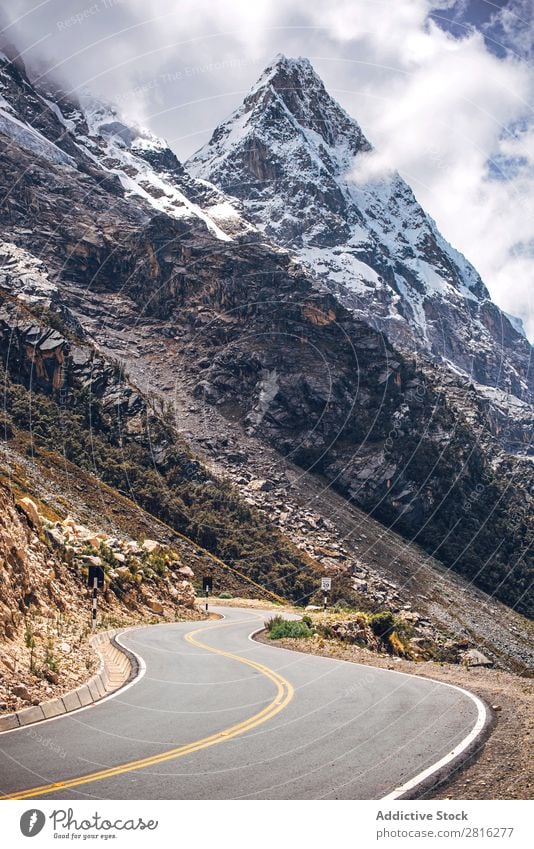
381;685;487;800
247;621;488;801
0;629;147;737
1;609;490;800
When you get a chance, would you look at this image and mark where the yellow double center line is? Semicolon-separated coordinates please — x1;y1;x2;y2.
1;621;294;800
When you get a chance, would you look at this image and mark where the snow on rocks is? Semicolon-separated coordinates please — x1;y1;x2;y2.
71;95;234;241
187;54;533;407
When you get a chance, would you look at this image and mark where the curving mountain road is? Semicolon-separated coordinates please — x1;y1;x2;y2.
0;607;486;800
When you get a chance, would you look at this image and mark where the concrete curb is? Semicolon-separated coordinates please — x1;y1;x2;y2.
0;629;134;733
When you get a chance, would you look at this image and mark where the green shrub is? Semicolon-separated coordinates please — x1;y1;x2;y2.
269;619;313;640
99;542;118;567
24;620;36;673
44;637;59;673
369;610;395;639
265;614;284;632
219;591;233;599
146;553;168;578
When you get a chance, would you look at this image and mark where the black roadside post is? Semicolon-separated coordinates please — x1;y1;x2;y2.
92;576;97;631
203;573;213;613
88;565;105;632
321;576;331;612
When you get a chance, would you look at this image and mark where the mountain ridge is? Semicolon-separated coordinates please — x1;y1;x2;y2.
188;54;533;406
0;47;532;627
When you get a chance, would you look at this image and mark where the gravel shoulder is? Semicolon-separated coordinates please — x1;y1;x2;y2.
255;632;534;800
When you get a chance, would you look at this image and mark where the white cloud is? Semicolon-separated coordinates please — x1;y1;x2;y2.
343;22;534;337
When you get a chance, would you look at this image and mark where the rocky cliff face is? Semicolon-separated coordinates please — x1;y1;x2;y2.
188;55;533;407
0;483;65;642
0;48;531;620
0;478;200;713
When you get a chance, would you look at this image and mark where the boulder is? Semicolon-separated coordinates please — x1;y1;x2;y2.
178;565;195;579
146;599;164;614
398;610;420;623
1;654;15;672
12;685;32;702
19;497;41;528
80;555;102;567
462;649;493;668
43;668;59;684
248;479;274;492
70;523;90;541
44;526;65;548
63;546;75;564
142;539;162;554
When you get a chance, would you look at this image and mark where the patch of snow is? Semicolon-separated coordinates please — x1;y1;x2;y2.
0;107;76;167
131;134;167;153
443;358;469;377
300;246;382;294
504;311;526;337
0;92;14;113
406;259;453;298
42;97;68;128
207;201;240;221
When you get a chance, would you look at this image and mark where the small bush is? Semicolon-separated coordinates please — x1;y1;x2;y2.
219;591;233;599
99;542;118;567
24;620;36;673
269;619;313;640
44;637;59;672
265;614;285;632
388;631;409;656
369;610;395;639
147;553;168;578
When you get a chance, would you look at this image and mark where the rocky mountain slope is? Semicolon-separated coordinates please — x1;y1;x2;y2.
0;474;200;713
0;46;531;636
188;55;533;409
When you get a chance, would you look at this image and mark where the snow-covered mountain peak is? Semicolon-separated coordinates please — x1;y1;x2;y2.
188;56;533;402
0;52;241;243
253;54;371;155
196;54;371;192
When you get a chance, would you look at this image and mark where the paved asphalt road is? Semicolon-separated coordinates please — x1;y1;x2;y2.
0;607;481;800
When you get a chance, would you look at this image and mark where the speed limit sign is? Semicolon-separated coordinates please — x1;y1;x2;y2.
321;577;331;592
